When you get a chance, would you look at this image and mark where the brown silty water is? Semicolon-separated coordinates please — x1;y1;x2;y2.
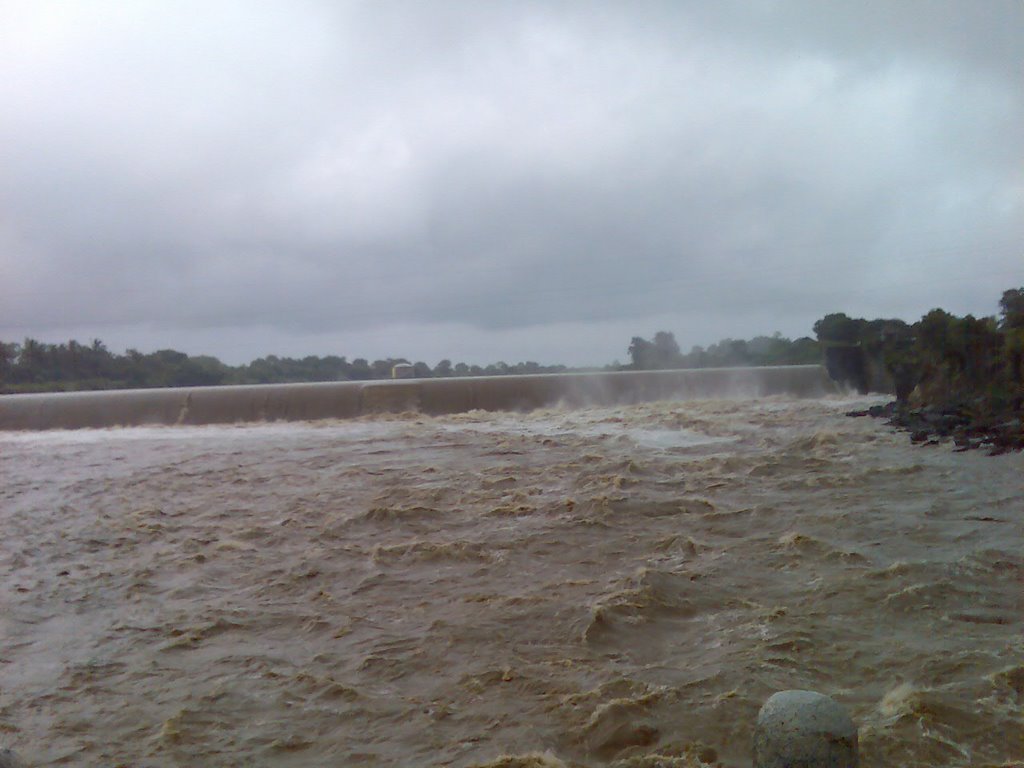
0;395;1020;767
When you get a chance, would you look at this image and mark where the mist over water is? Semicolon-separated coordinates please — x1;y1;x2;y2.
1;396;1021;767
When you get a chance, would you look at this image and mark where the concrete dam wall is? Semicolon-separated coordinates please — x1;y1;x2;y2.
0;365;837;431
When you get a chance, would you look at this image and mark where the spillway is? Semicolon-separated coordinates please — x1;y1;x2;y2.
0;365;836;430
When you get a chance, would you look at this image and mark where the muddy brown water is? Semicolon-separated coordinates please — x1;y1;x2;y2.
0;396;1020;767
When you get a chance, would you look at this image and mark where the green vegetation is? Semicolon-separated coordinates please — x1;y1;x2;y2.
625;331;820;370
813;288;1023;453
0;341;568;394
0;329;820;395
3;286;1021;441
811;288;1023;410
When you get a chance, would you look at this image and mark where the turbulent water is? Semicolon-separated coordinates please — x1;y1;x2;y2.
0;396;1020;767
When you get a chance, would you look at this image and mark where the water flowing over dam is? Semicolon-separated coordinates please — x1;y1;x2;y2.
1;386;1020;767
0;365;834;431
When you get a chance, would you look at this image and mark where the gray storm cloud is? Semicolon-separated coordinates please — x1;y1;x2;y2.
1;0;1021;364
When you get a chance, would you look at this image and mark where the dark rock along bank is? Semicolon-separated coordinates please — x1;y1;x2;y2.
846;401;1024;456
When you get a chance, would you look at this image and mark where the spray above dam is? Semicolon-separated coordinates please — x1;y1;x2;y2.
0;365;836;431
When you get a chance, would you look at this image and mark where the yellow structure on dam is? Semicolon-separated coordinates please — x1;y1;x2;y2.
0;365;837;430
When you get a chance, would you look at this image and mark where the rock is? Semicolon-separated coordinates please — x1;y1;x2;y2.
910;429;929;443
884;401;1024;455
753;690;857;768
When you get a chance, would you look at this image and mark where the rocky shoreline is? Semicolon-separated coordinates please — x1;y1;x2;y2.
847;402;1024;455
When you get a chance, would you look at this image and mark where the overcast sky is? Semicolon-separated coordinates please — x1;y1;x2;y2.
1;1;1021;366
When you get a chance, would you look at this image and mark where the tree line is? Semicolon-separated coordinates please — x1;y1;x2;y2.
0;340;570;394
811;287;1023;411
624;331;821;370
2;286;1021;402
0;331;820;394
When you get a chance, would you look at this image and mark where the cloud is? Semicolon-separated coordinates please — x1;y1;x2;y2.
1;0;1021;364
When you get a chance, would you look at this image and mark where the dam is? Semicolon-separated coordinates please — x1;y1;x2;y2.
0;365;835;430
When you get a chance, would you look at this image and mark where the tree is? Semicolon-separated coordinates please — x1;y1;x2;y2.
915;309;956;366
0;341;18;381
652;331;682;368
629;332;686;369
348;359;372;380
997;288;1024;387
179;355;229;387
370;359;393;379
434;359;453;377
999;287;1024;330
813;313;866;344
685;345;708;368
18;338;47;383
728;339;750;365
788;337;821;365
318;355;350;381
628;336;654;369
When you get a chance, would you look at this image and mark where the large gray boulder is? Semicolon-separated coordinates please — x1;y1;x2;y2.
753;690;857;768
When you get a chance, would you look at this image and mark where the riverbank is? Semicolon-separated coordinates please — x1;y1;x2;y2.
846;401;1024;455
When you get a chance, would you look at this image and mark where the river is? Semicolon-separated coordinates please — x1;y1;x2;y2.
0;395;1020;767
